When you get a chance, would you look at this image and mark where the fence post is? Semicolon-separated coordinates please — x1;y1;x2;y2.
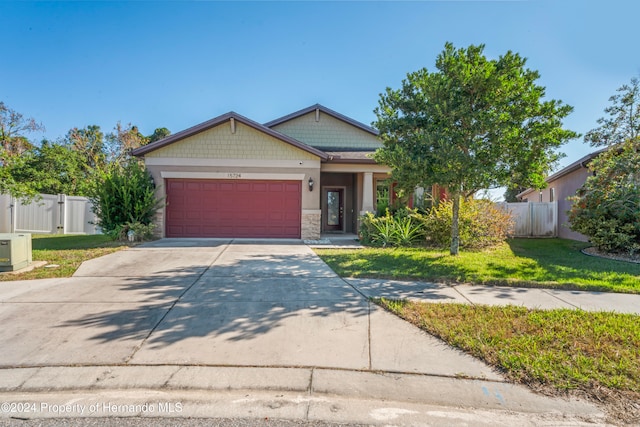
57;194;65;234
528;202;533;236
10;197;16;234
553;201;558;237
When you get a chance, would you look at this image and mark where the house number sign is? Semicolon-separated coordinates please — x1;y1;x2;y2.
227;173;242;179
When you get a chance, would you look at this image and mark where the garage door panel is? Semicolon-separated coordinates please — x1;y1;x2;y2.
185;211;202;220
166;179;301;238
235;183;252;192
284;200;300;210
202;182;217;191
252;183;268;192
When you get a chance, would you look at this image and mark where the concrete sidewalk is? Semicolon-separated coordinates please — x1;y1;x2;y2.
346;278;640;315
0;238;624;425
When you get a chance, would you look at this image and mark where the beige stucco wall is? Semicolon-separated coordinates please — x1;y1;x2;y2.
141;120;322;239
272;111;382;150
521;168;592;241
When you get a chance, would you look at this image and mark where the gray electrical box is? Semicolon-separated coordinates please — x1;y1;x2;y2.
0;233;33;272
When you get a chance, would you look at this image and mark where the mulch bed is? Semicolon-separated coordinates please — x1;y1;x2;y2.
582;246;640;264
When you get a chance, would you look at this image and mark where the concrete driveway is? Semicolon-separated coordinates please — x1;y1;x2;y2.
0;238;495;376
0;239;605;424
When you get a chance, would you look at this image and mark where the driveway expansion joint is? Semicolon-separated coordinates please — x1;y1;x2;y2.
123;241;232;364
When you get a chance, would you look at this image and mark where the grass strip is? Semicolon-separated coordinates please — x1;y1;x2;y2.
376;298;640;417
0;234;130;281
316;239;640;293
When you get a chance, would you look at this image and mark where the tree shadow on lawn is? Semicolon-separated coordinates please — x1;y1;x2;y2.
57;253;368;350
485;239;640;293
327;241;640;293
329;249;475;283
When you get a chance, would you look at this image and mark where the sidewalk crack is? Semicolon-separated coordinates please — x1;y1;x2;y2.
305;367;314;420
452;285;475;305
541;288;579;309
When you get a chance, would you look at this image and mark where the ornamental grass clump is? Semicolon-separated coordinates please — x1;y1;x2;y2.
360;210;425;247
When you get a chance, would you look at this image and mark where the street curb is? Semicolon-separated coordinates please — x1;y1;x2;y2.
0;365;603;418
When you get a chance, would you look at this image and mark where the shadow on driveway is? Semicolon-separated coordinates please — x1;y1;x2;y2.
48;245;370;367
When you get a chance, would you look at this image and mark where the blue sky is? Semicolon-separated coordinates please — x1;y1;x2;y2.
2;1;638;182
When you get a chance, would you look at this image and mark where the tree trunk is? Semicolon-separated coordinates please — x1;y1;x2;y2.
450;191;460;255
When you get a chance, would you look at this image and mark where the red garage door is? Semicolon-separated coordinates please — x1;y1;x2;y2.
165;179;301;238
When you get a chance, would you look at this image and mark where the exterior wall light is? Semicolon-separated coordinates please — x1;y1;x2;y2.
308;177;314;192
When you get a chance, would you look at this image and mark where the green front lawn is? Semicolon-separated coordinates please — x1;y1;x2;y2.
316;238;640;293
377;299;640;422
0;234;130;281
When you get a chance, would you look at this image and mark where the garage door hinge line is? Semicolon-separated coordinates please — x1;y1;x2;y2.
123;242;232;364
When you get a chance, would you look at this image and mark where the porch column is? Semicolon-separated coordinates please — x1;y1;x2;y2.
360;172;374;215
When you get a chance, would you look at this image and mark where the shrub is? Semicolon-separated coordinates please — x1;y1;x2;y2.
360;210;425;247
568;140;640;254
419;198;514;249
90;160;163;236
360;199;513;250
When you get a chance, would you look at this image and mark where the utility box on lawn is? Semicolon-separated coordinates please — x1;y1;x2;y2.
0;233;33;272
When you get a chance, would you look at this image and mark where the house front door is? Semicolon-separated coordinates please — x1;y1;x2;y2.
324;188;344;232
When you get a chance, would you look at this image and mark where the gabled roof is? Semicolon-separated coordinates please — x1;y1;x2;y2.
516;147;607;198
545;147;607;182
132;111;329;159
264;104;379;136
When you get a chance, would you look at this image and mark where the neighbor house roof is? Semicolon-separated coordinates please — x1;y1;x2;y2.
132;111;329;160
264;104;379;136
516;147;607;198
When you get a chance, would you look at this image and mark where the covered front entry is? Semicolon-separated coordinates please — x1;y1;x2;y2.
321;173;357;233
323;188;344;232
165;178;301;238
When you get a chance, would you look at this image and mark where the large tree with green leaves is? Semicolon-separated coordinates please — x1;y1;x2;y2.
0;102;46;199
374;43;578;254
584;77;639;146
568;76;640;254
148;127;171;143
65;125;107;173
0;102;44;160
106;122;149;165
10;141;93;196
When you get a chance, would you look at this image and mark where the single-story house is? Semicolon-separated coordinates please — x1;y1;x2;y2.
517;148;607;241
132;104;393;240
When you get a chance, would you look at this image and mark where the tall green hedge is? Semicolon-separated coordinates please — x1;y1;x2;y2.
90;160;162;234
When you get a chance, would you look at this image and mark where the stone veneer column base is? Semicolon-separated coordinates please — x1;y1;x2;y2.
153;209;165;238
301;210;321;240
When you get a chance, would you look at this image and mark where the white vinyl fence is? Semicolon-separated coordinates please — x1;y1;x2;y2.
498;202;558;237
0;193;99;235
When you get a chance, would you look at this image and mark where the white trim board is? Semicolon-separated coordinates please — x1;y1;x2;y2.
160;171;306;181
146;157;320;168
